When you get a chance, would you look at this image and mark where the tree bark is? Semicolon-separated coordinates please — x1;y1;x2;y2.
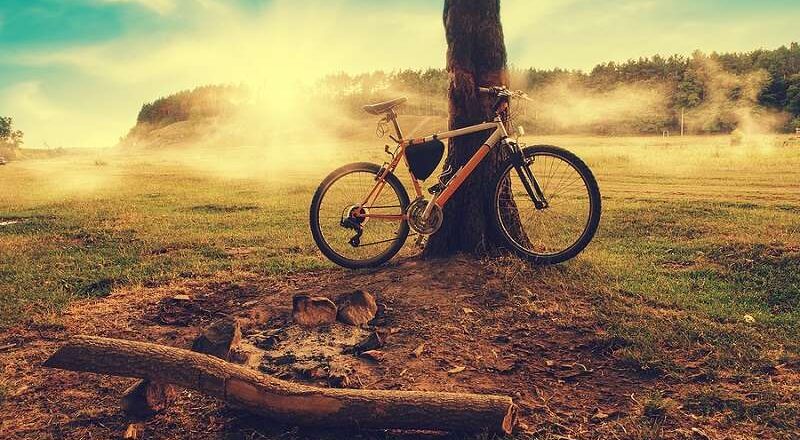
425;0;512;257
45;335;517;434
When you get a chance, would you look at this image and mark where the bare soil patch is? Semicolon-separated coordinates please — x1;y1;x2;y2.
0;257;796;439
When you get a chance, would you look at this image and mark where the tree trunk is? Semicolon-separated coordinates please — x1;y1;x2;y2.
425;0;511;257
45;335;517;434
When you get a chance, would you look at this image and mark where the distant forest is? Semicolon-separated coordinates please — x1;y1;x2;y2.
133;43;800;137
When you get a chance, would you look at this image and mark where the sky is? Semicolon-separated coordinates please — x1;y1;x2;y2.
0;0;798;148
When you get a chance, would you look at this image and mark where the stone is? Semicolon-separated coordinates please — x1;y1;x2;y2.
360;350;385;363
335;290;378;326
350;332;383;354
292;294;337;327
191;317;242;361
123;423;144;439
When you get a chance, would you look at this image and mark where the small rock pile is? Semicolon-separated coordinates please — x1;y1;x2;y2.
244;290;389;388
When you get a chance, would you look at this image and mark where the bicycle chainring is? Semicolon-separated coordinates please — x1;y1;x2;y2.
407;198;443;235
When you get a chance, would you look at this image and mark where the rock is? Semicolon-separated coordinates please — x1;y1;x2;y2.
491;358;519;374
360;350;385;363
172;294;191;301
229;345;253;365
493;335;511;344
298;365;328;380
328;364;357;388
350;332;383;354
336;290;378;326
123;423;144;439
272;354;297;365
251;328;286;350
292;294;337;327
191;317;242;361
447;365;466;374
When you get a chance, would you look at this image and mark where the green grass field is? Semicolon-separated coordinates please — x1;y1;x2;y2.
1;133;799;382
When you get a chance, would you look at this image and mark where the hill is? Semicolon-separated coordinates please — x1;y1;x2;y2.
119;43;800;148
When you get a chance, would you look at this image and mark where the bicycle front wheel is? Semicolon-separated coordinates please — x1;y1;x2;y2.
491;145;601;265
310;162;410;269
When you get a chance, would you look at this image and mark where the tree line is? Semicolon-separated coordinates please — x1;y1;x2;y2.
135;85;244;129
129;43;800;137
319;43;800;134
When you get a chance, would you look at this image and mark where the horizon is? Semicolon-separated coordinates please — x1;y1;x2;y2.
1;0;799;148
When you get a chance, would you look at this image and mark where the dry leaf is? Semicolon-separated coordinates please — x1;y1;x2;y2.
447;365;466;374
411;343;425;358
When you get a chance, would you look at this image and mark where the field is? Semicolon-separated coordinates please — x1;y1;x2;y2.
1;130;799;439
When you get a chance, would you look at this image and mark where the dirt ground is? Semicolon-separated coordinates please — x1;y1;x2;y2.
0;256;795;439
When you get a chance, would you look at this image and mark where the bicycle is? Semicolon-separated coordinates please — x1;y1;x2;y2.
310;86;601;269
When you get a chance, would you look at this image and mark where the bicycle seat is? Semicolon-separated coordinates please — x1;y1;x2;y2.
362;97;407;115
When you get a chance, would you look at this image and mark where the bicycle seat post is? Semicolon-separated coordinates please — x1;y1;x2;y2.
387;109;404;141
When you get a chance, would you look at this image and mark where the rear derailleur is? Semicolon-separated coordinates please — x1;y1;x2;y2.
340;205;366;247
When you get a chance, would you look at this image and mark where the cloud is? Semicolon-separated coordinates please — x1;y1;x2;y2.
1;81;61;121
97;0;176;15
4;0;800;148
0;80;130;148
5;0;446;147
15;1;444;86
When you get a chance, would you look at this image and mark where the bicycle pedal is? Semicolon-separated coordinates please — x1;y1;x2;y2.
427;183;444;195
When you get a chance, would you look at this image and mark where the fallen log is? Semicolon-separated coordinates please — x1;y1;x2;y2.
44;335;516;434
121;379;177;418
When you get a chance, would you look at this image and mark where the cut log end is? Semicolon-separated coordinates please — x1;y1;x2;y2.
121;379;177;418
502;403;518;435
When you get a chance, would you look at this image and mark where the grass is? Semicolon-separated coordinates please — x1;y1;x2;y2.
2;132;799;436
1;134;799;369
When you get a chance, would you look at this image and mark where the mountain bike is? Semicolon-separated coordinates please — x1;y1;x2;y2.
310;86;601;269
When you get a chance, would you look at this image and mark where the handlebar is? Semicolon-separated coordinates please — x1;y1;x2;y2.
478;86;532;101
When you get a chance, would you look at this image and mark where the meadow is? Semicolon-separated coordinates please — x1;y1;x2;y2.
1;132;799;436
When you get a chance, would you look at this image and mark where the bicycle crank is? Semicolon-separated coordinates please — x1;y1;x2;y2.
407;198;443;235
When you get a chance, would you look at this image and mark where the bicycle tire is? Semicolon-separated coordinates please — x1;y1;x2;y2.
310;162;410;269
490;145;601;265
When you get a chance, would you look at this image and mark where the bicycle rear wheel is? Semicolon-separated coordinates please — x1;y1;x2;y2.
309;162;410;269
490;145;601;265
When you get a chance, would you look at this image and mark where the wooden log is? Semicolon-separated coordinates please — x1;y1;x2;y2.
121;379;177;418
121;317;241;418
44;336;516;434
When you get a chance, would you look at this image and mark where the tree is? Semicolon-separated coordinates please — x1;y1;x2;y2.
0;116;24;148
787;74;800;116
424;0;512;256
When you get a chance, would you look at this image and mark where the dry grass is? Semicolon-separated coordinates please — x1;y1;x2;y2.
0;133;799;437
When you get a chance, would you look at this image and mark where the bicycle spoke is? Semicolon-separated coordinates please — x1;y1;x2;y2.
496;151;592;257
317;169;405;263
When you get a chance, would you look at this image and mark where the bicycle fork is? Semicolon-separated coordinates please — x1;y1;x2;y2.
511;148;548;209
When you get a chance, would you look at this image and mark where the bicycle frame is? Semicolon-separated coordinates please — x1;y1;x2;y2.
358;111;510;222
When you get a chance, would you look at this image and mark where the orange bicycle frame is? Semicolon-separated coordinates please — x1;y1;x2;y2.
358;110;508;221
